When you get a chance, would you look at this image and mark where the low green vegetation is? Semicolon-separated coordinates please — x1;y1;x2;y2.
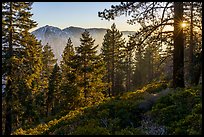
151;85;202;135
143;81;168;94
12;83;202;135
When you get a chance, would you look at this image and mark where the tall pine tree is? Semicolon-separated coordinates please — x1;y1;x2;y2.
75;30;108;106
60;38;78;110
36;43;57;117
46;63;62;116
17;31;43;126
2;2;39;134
123;36;135;92
101;23;126;96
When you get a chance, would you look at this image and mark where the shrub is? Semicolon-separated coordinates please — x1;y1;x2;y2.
71;119;111;135
115;127;144;135
171;113;202;135
72;125;111;135
150;85;202;135
144;81;168;94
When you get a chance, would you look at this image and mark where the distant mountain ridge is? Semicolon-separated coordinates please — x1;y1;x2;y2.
31;25;136;62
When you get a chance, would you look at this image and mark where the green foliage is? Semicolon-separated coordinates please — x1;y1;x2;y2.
171;113;202;135
60;38;79;110
150;85;202;135
42;43;57;75
143;81;168;94
41;43;57;90
47;63;62;116
101;23;126;96
12;81;202;135
75;30;108;107
12;84;150;135
168;102;202;135
120;90;148;100
115;127;144;135
2;2;44;134
72;119;111;135
12;108;85;135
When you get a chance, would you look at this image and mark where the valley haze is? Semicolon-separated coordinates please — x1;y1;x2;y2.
32;25;136;63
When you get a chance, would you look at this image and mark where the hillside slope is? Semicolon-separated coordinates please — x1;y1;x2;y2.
12;82;202;135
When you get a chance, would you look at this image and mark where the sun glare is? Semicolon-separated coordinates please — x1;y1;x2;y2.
181;22;187;28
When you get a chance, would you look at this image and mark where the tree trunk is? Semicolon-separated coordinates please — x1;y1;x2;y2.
84;53;87;98
111;36;115;96
126;50;131;92
5;80;12;135
5;2;13;135
173;2;185;88
46;103;50;117
46;94;51;116
193;51;202;85
107;59;111;97
189;2;194;85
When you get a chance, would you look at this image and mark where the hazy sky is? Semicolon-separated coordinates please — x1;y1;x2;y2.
30;2;139;32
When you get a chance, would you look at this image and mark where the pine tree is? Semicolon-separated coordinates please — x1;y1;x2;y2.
2;2;38;134
101;23;126;96
183;2;202;86
46;63;62;116
101;29;112;97
131;35;146;89
124;36;135;92
42;43;57;82
13;30;43;126
98;2;186;88
37;43;57;116
75;30;108;106
143;40;162;83
60;38;78;110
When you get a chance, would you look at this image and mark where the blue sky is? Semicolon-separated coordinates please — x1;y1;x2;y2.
30;2;139;31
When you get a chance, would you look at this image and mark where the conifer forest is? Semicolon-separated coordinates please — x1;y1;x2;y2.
2;2;202;135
